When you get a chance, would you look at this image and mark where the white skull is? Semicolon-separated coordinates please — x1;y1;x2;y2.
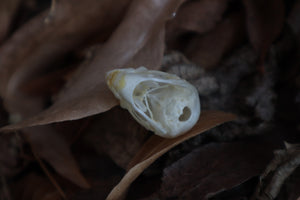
106;67;200;138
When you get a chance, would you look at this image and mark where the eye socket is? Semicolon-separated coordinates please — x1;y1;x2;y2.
179;106;191;121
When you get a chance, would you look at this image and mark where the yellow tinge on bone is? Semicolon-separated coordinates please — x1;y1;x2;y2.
106;67;201;138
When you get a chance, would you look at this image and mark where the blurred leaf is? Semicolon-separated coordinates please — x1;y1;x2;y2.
0;134;23;176
283;167;300;200
251;144;300;200
243;0;285;65
24;126;90;189
0;0;131;188
206;177;259;200
66;143;124;200
106;110;236;200
288;0;300;35
0;0;130;116
85;107;149;169
10;173;62;200
0;0;21;43
0;0;184;132
167;0;229;34
0;0;184;190
184;12;246;69
166;0;229;51
20;67;72;97
161;136;281;199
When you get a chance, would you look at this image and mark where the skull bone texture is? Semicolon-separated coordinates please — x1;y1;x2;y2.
106;67;200;138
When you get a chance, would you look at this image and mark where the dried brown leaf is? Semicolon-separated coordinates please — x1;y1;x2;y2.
161;136;281;199
20;67;72;97
0;99;90;188
184;12;246;69
10;173;61;200
165;0;229;51
66;143;124;200
125;28;165;69
0;0;21;43
284;167;300;200
24;126;90;189
106;110;236;200
251;145;300;200
0;0;130;115
0;134;23;176
85;107;149;169
83;30;165;169
167;0;229;34
243;0;285;64
0;0;184;189
205;177;259;200
0;0;184;131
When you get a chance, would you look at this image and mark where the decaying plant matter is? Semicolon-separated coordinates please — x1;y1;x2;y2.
0;0;299;200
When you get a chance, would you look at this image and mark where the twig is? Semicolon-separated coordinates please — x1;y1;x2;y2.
32;150;68;200
251;144;300;200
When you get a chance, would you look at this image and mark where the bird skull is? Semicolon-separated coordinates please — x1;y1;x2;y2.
106;67;200;138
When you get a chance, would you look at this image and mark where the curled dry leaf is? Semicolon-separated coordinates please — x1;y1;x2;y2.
165;0;229;51
125;28;165;69
243;0;285;64
0;0;130;116
0;0;21;43
167;0;229;34
161;135;281;199
0;0;184;132
106;110;237;200
0;0;130;188
0;0;184;189
184;12;246;69
251;144;300;200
